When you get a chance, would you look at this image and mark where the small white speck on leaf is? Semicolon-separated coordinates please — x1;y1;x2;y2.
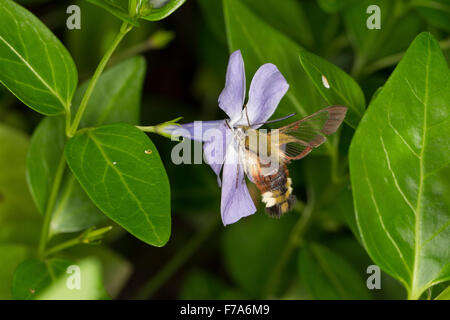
144;149;152;155
322;75;330;89
113;162;117;165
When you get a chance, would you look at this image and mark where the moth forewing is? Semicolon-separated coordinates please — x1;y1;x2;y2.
275;105;348;160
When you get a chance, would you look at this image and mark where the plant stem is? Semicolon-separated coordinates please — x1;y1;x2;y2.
264;199;313;298
108;30;174;67
68;22;132;137
65;107;72;137
43;236;81;258
136;216;221;299
136;116;183;139
38;154;67;257
43;226;113;257
39;23;132;256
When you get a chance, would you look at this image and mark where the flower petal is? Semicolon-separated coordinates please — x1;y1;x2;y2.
245;63;289;128
220;144;256;225
218;50;246;122
203;122;231;186
163;120;225;142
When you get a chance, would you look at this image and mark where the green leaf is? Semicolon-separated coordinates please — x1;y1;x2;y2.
222;212;297;298
239;0;315;49
0;0;77;115
0;244;32;299
12;258;109;300
12;258;72;299
65;123;171;246
298;243;372;299
349;33;450;299
223;0;324;121
16;0;53;4
65;245;132;298
85;0;140;26
72;56;146;127
27;57;146;235
299;49;365;128
50;173;108;234
435;285;450;300
325;236;407;299
0;124;40;245
38;258;109;300
414;0;450;33
26;116;106;235
197;0;227;45
317;0;358;12
375;12;423;61
66;0;150;74
26;116;66;215
141;0;186;21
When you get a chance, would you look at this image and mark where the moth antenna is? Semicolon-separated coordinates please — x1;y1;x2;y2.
251;113;296;127
224;119;232;130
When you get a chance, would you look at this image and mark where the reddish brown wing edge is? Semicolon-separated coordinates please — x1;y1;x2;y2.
279;105;348;161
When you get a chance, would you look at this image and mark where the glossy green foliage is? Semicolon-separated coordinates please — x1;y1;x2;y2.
0;0;77;115
72;56;146;128
26;57;146;235
86;0;186;23
299;49;365;128
298;243;372;299
12;258;109;299
141;0;187;21
12;258;72;299
349;33;450;299
65;124;171;246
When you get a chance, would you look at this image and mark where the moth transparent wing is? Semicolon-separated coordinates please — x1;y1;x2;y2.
276;106;347;161
241;129;280;178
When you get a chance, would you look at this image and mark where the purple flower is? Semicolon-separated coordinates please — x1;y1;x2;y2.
165;50;289;225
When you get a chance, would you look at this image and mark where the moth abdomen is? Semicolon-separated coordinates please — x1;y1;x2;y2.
252;165;296;217
265;194;296;218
